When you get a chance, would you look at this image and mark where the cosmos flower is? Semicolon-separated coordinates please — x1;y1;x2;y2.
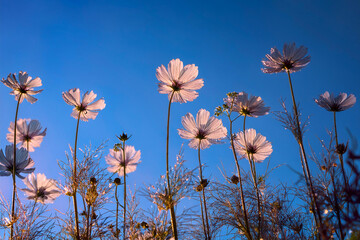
105;145;141;176
1;71;43;103
0;145;35;179
315;91;356;112
62;88;106;121
21;173;61;204
156;58;204;103
234;128;273;163
6;119;47;152
224;92;270;117
178;109;228;149
261;43;311;73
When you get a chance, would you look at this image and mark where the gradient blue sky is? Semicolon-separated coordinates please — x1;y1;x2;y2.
1;0;360;224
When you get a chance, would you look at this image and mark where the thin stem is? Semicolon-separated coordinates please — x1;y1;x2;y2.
333;112;348;188
86;204;91;239
199;193;208;239
72;111;81;240
198;144;210;239
286;70;324;237
228;115;252;240
11;94;22;239
330;168;344;240
115;184;119;238
122;140;127;240
165;92;178;240
243;115;262;239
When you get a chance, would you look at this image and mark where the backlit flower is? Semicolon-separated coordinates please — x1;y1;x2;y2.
7;119;47;152
0;145;35;179
62;88;106;121
105;145;141;176
178;109;227;149
21;173;61;204
224;92;270;117
315;91;356;112
156;58;204;103
234;128;273;162
1;71;43;103
262;43;311;73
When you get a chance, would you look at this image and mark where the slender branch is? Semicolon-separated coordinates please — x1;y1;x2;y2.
165;92;178;239
11;93;22;239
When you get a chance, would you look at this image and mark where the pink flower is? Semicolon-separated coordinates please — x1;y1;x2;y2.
1;71;43;103
62;88;106;121
21;173;61;204
262;43;311;73
7;119;47;152
0;145;35;179
156;58;204;103
105;145;141;176
234;129;273;163
315;91;356;112
178;109;227;149
224;92;270;117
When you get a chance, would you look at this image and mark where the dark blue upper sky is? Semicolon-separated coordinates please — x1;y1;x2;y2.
1;0;360;213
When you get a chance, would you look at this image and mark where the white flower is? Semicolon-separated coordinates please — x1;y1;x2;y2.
156;58;204;103
6;119;47;152
1;71;43;103
105;145;141;176
178;109;227;149
224;92;270;117
21;173;61;204
62;88;106;121
0;145;35;179
234;129;273;163
262;43;311;73
315;91;356;112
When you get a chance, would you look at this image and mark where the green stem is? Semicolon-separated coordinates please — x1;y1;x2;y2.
72;111;81;240
10;94;22;239
86;204;91;239
165;92;178;239
286;70;324;237
123;140;127;240
198;144;210;239
333;112;348;188
228;116;252;240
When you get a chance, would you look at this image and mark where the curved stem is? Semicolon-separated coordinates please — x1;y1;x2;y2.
228;116;252;240
10;94;22;239
165;92;178;239
122;140;127;240
72;111;81;240
286;70;324;237
198;144;210;239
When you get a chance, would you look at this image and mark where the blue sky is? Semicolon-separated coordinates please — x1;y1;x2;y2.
1;0;360;227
